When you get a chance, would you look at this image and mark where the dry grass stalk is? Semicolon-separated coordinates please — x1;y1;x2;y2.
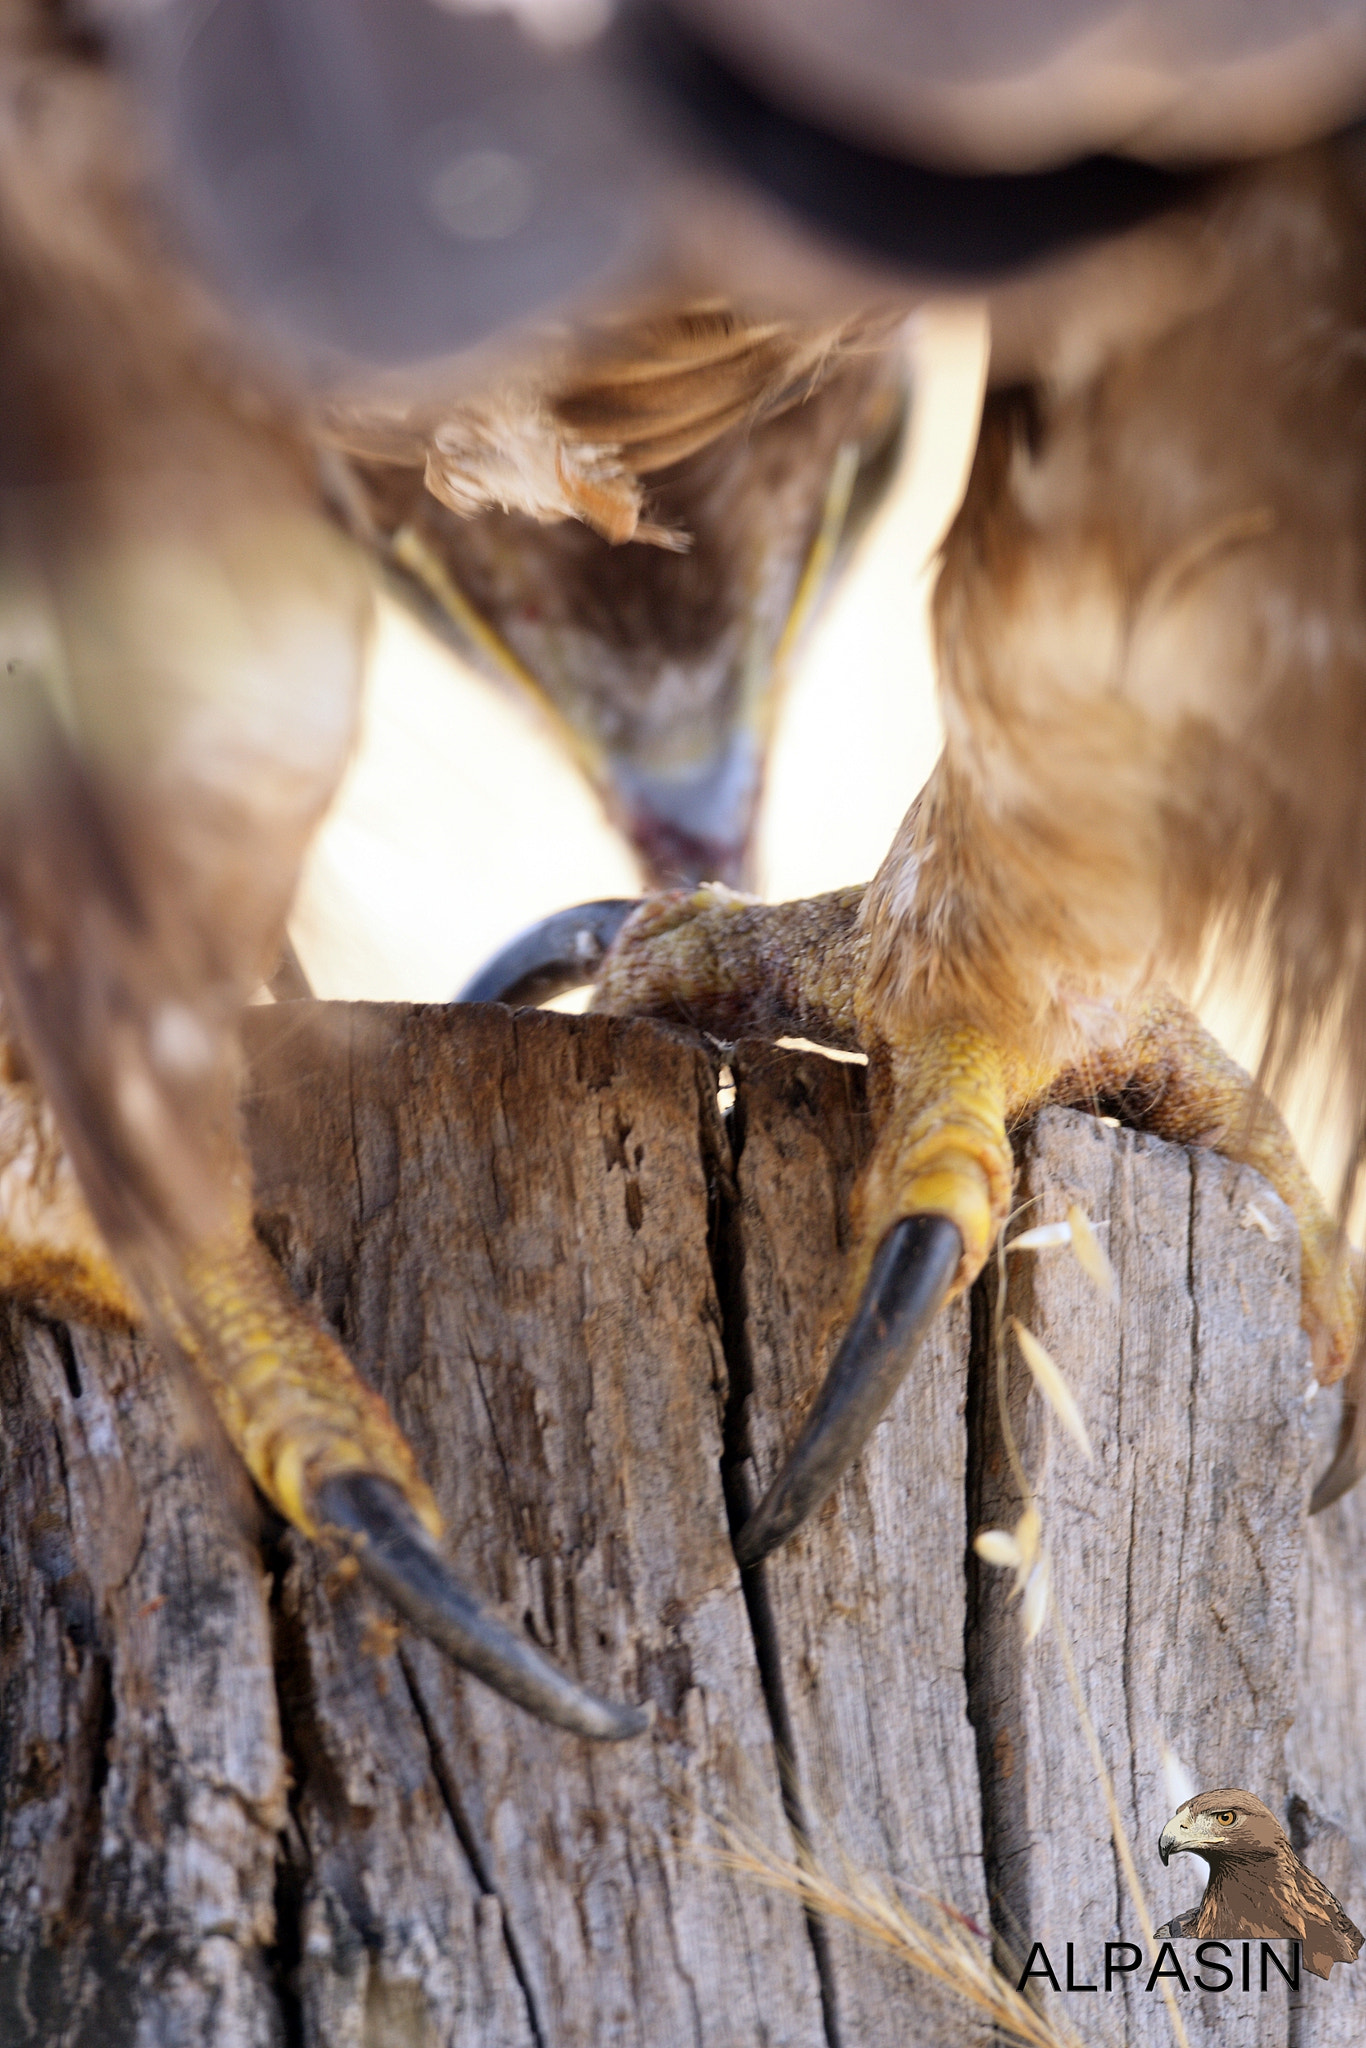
710;1822;1096;2048
1066;1202;1118;1297
983;1220;1194;2048
719;1200;1194;2048
1012;1318;1095;1461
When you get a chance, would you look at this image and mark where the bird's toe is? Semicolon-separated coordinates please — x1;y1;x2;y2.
317;1472;651;1740
176;1216;651;1739
736;1019;1013;1564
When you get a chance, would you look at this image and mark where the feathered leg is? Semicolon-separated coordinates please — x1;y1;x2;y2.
0;6;644;1737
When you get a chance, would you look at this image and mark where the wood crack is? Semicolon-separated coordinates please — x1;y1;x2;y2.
0;1009;1351;2045
262;1520;312;2048
703;1059;845;2048
396;1647;548;2048
962;1261;1016;1974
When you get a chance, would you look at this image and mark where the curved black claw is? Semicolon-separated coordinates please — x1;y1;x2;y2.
1309;1371;1366;1513
267;935;313;1002
735;1213;963;1569
316;1472;650;1741
456;900;641;1007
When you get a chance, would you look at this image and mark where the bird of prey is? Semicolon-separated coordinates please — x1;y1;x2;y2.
1157;1790;1364;1979
3;0;1366;1751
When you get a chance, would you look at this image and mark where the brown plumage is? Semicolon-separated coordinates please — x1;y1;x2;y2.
1158;1789;1364;1978
334;304;907;885
326;304;899;546
855;136;1366;1427
869;141;1366;1102
0;0;367;1292
582;136;1366;1540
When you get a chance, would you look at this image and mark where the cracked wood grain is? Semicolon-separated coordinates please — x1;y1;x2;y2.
245;1003;824;2048
0;1314;285;2043
968;1108;1332;2048
724;1041;991;2048
0;1012;1361;2046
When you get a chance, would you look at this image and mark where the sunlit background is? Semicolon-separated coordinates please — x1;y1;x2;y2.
287;296;1357;1227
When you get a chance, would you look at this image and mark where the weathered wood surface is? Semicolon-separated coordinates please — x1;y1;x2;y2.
975;1113;1335;2048
0;1003;1361;2047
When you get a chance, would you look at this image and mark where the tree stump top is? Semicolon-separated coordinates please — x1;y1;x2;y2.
0;1003;1360;2046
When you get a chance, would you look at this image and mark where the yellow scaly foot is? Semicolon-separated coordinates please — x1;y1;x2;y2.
579;884;1363;1554
0;1020;646;1740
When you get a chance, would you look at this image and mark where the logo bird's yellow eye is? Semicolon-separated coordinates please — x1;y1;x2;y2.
1215;1811;1236;1825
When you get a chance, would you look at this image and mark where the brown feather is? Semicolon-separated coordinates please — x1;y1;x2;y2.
326;301;900;546
865;142;1366;1260
0;0;368;1297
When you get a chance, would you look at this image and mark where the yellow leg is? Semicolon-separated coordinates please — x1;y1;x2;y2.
172;1212;646;1734
0;1025;644;1738
598;893;1360;1385
850;1025;1012;1306
0;1033;136;1329
593;890;1363;1556
0;1020;439;1530
177;1216;441;1542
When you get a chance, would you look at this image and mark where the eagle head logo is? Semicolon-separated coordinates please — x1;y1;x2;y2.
1156;1789;1363;1980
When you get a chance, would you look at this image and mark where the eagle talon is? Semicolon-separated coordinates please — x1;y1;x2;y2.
317;1471;651;1742
457;899;642;1008
735;1212;963;1567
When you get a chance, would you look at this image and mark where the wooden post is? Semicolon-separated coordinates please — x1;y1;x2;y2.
0;1003;1361;2046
